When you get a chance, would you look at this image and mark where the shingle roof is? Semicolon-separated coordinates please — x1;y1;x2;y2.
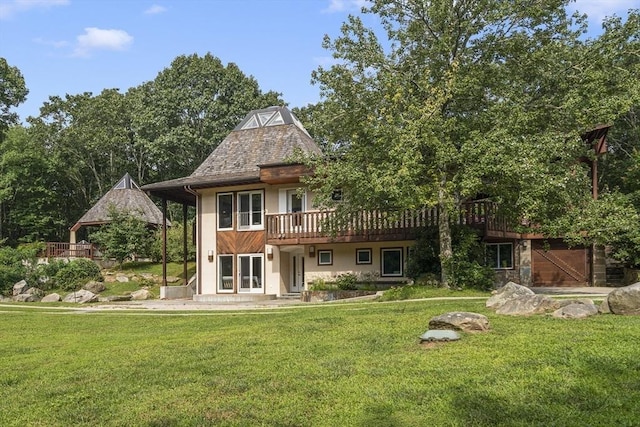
71;173;167;231
142;106;322;203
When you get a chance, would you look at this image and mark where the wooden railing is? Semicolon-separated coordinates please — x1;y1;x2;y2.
44;242;97;259
266;201;513;243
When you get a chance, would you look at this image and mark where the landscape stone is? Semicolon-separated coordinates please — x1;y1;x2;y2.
25;287;44;297
605;282;640;315
13;280;29;296
420;329;460;342
556;298;594;308
63;289;98;303
99;295;132;302
429;311;490;332
165;276;180;284
599;298;611;314
41;293;62;302
13;293;41;302
552;303;599;319
115;275;129;283
486;282;534;310
131;289;152;300
83;280;106;293
495;294;558;316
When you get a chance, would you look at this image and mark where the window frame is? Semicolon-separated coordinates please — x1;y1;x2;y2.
217;192;234;230
237;190;264;231
317;249;333;266
381;247;403;277
218;255;234;293
485;242;514;270
237;253;264;293
356;248;372;265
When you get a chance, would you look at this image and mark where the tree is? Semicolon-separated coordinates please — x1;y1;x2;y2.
305;1;639;286
91;206;155;266
0;58;28;140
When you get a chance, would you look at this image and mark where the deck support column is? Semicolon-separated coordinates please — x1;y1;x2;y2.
162;198;167;287
183;203;188;286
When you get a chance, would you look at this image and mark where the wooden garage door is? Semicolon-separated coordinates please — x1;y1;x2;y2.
532;240;590;287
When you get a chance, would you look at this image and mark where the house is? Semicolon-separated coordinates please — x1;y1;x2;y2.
142;106;608;299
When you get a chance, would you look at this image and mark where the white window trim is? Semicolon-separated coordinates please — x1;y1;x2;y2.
486;242;514;270
381;248;403;277
237;253;264;293
356;248;372;265
217;192;234;231
218;255;234;293
237;190;264;231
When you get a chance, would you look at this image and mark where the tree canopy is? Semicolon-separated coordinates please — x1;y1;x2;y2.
0;57;28;141
302;1;640;283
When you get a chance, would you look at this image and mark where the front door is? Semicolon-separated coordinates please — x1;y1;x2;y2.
290;251;305;293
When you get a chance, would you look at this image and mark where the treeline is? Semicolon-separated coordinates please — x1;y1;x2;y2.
0;53;283;244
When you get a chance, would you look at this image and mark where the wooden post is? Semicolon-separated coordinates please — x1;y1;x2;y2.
162;198;167;287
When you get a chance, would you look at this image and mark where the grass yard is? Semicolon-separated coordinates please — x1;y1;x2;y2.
1;299;639;426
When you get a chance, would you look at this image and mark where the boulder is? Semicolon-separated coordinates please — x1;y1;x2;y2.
486;282;534;310
13;293;41;302
605;283;640;315
599;298;611;314
41;293;62;302
83;280;106;293
165;276;180;284
115;275;129;283
552;303;599;319
13;280;29;296
99;294;132;302
495;294;558;316
555;298;594;308
131;289;152;300
429;312;490;332
63;290;98;303
25;287;44;297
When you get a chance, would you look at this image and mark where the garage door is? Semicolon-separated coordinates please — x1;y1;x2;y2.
531;240;590;286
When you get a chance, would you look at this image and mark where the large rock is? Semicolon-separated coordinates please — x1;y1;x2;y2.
99;294;132;302
25;287;44;297
63;290;98;303
83;280;106;293
429;312;490;332
13;293;41;302
115;275;129;283
495;294;558;316
13;280;29;296
486;282;534;310
605;283;640;315
552;302;599;319
41;293;62;302
131;289;153;300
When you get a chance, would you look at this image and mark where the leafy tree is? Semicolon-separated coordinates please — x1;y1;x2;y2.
150;221;196;263
91;207;155;266
305;1;639;286
0;58;28;140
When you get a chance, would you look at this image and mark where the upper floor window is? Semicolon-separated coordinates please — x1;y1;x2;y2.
238;191;263;230
218;193;233;230
486;243;513;269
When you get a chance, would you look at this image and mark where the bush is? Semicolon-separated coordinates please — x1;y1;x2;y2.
53;258;102;291
335;273;358;290
0;242;45;295
91;207;155;265
150;222;196;263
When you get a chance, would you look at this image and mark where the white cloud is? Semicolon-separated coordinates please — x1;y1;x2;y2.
73;27;133;57
322;0;369;14
144;4;166;15
0;0;69;20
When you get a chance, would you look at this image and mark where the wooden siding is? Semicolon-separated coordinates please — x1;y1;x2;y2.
217;230;265;254
531;240;590;286
259;164;313;185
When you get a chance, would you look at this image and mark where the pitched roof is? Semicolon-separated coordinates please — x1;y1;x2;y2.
71;173;166;231
142;106;322;204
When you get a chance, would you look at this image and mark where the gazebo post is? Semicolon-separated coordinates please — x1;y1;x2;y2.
162;198;167;287
183;203;188;286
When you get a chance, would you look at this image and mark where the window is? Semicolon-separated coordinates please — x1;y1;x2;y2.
486;243;513;269
217;193;233;230
238;254;263;292
317;249;333;266
218;255;234;292
381;248;403;277
238;191;263;230
356;248;372;265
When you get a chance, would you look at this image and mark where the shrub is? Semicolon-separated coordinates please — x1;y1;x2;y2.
91;207;155;265
335;272;358;290
53;258;102;291
150;222;196;263
0;242;45;295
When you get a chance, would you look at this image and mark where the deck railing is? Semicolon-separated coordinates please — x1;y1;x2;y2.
267;201;511;242
44;242;97;259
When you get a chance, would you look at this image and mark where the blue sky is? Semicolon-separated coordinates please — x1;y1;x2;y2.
0;0;636;122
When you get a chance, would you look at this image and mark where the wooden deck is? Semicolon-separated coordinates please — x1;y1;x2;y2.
266;201;519;245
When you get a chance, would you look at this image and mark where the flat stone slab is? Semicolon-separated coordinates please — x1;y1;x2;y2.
420;329;460;343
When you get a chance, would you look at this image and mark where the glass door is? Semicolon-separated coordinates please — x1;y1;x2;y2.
238;254;263;293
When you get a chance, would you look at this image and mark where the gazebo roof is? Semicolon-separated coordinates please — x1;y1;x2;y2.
71;173;166;232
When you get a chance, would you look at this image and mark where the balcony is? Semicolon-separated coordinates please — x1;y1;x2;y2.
266;201;518;245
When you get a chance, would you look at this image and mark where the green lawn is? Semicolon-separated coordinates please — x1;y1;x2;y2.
1;299;639;426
